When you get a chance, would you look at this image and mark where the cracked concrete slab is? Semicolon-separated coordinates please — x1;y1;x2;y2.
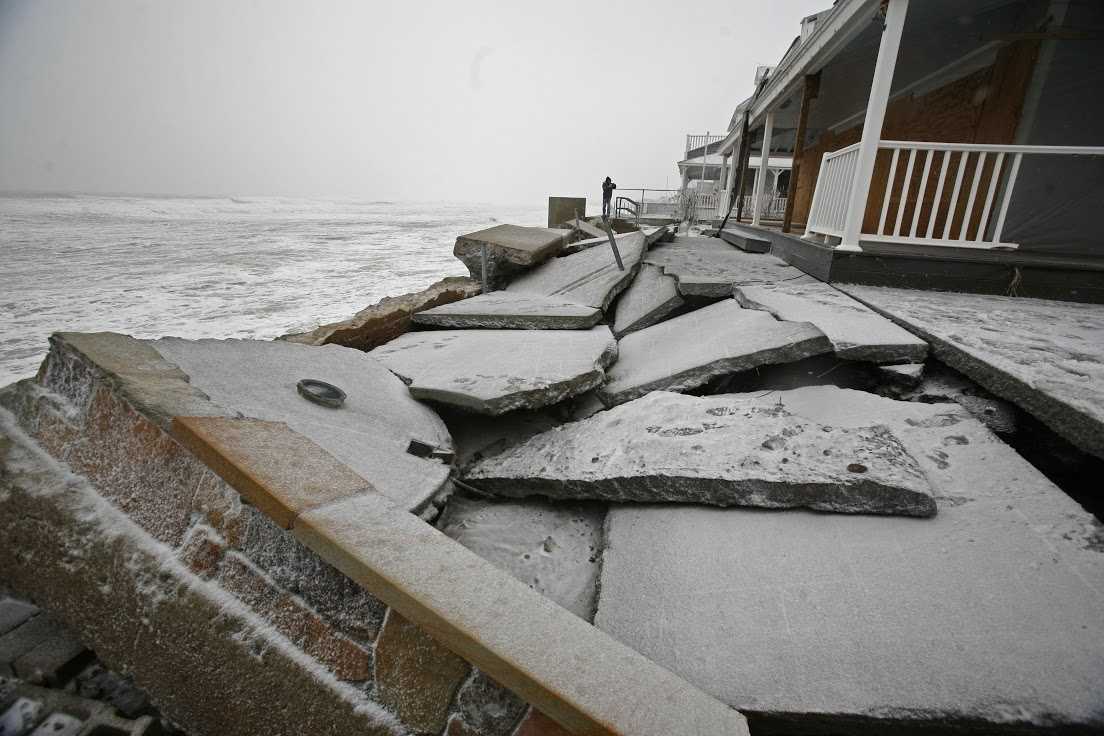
507;232;646;311
644;237;809;298
593;386;1104;732
612;264;684;337
371;327;617;415
150;337;452;512
453;225;570;288
437;496;604;620
840;285;1104;459
411;292;601;330
464;390;936;517
599;299;832;406
735;281;928;363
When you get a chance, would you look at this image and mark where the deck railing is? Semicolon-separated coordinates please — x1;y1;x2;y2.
807;140;1104;250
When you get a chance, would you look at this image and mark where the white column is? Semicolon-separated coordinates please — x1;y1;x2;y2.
751;112;774;226
724;150;738;212
839;0;909;251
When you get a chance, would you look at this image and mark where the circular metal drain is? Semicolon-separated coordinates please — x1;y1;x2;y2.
296;379;346;408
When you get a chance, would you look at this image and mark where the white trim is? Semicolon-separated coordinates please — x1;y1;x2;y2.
879;141;1104;155
860;233;1019;250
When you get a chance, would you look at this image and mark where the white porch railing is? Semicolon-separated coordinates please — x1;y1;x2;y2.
806;143;861;238
807;140;1104;250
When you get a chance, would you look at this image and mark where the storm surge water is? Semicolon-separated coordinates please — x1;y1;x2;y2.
0;194;547;386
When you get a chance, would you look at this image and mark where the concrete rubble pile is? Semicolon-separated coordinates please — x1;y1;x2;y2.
4;212;1104;736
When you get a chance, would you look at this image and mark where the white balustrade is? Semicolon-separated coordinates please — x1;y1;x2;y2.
806;140;1104;250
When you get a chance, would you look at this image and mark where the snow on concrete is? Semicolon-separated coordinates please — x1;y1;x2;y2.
150;338;451;511
594;386;1104;730
370;327;617;415
437;495;604;620
612;264;684;337
839;285;1104;459
735;281;928;363
464;391;936;517
506;232;646;311
599;300;832;406
644;237;809;298
411;292;601;330
453;224;569;287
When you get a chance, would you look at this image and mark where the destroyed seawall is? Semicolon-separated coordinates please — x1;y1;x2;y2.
2;211;1104;735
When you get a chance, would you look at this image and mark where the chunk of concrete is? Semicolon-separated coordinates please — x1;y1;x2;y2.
437;496;605;620
454;225;570;288
594;386;1104;732
645;236;808;298
547;197;586;229
718;225;771;253
840;285;1104;459
151;338;452;512
612;264;684;337
600;300;832;406
412;292;601;330
735;281;928;363
507;232;646;311
465;391;936;517
280;276;482;350
560;230;636;257
371;327;617;415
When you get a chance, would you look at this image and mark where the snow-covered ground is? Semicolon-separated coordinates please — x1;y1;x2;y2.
0;194;545;386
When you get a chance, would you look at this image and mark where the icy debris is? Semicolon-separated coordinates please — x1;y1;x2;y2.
599;299;832;406
371;326;617;415
438;495;605;620
412;292;601;330
464;390;937;517
735;281;928;363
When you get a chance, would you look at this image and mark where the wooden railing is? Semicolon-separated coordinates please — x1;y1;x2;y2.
807;140;1104;250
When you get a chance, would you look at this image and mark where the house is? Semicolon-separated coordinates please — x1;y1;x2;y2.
709;0;1104;302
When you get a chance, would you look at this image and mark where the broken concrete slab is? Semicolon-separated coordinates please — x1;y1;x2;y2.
644;236;809;298
599;300;832;406
560;229;636;257
612;264;684;337
464;391;936;517
718;225;771;253
507;232;647;312
371;327;617;415
735;281;928;363
594;386;1104;732
280;276;482;350
877;362;925;387
411;292;601;330
454;225;570;288
573;219;606;239
151;337;452;512
841;285;1104;459
437;496;605;620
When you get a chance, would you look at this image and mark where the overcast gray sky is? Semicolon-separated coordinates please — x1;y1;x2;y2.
0;0;829;203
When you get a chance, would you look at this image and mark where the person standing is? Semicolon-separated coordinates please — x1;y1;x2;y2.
602;176;616;218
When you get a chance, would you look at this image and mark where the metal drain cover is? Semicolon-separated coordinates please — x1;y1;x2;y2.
296;379;346;408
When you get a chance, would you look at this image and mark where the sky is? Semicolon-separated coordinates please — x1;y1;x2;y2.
0;0;830;204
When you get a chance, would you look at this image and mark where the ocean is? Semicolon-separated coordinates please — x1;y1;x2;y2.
0;194;548;387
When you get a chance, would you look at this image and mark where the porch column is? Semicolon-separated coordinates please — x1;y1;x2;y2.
751;112;774;227
724;149;738;202
839;0;909;252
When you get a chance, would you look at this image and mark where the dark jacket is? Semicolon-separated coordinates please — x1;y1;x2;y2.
602;180;616;200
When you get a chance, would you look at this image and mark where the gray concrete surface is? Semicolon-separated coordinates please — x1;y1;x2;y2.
644;237;809;298
370;327;617;415
454;224;569;288
735;281;928;363
600;300;832;406
464;391;936;517
612;264;684;337
507;232;647;311
151;338;452;512
841;285;1104;459
594;386;1104;731
411;292;601;330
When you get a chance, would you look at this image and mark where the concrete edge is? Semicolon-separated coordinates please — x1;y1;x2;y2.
178;415;749;736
